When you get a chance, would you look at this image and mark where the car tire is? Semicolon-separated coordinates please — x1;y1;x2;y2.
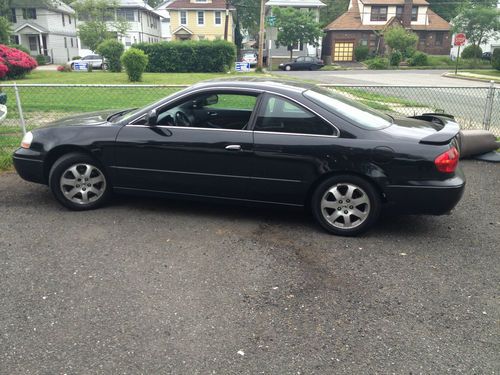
49;152;110;211
311;175;381;236
285;65;292;71
70;63;75;70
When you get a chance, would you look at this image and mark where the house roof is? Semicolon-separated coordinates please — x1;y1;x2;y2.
167;0;235;10
325;0;450;31
14;22;49;34
53;1;76;14
359;0;428;5
265;0;326;6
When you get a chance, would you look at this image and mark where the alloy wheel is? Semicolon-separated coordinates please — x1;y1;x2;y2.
320;183;371;229
59;163;107;205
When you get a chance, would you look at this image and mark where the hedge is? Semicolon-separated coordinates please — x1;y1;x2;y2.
121;48;148;82
492;48;500;71
133;40;236;73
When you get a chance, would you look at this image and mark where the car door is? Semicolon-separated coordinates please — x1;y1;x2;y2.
112;90;260;200
293;56;306;70
249;93;341;205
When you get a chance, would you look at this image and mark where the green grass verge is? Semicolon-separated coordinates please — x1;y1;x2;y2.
7;70;268;85
0;125;27;171
337;87;426;108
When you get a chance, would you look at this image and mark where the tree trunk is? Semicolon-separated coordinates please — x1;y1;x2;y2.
290;47;293;61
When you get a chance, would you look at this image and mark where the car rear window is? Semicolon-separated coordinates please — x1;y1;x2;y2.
303;88;393;130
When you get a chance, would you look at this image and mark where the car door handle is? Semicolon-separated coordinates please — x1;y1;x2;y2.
207;111;218;117
225;144;242;151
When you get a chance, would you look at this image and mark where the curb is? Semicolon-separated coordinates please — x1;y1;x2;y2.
442;73;499;83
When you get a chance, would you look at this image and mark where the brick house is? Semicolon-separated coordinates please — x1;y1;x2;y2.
323;0;451;62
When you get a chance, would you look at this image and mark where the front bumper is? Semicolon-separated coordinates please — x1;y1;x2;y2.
384;168;466;215
12;148;46;184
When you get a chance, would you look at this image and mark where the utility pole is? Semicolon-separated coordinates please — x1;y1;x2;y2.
257;0;265;69
224;0;229;41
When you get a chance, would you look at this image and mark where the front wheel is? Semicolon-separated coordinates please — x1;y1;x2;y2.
311;175;381;236
49;153;110;211
285;65;292;71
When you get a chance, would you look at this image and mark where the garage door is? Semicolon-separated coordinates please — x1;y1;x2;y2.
333;42;354;62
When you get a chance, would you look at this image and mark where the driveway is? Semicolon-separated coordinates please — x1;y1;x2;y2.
273;69;493;87
0;161;498;374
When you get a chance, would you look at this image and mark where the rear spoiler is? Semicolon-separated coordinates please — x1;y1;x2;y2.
410;113;461;145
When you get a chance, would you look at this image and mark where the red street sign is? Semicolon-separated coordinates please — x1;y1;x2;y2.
454;33;466;46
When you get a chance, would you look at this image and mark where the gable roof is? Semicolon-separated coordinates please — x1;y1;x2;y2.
14;22;49;34
167;0;235;10
359;0;428;4
265;0;326;6
325;0;450;31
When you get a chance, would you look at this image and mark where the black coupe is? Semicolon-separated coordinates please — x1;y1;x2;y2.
278;56;325;71
13;78;465;236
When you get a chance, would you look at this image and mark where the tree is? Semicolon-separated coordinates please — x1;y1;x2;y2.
72;0;129;52
273;7;323;60
453;3;500;51
427;0;497;21
319;0;349;27
229;0;260;39
96;39;123;72
0;16;10;44
383;25;418;57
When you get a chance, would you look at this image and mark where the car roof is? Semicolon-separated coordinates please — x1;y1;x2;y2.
191;77;317;95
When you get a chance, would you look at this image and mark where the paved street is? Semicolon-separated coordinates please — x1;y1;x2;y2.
273;69;493;87
0;160;499;374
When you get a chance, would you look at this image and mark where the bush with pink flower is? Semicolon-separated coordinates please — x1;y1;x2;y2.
0;44;38;79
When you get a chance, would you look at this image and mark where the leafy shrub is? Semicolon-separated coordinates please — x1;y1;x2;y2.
0;44;37;79
35;54;47;65
408;51;428;66
133;40;236;73
8;44;30;55
389;50;402;66
492;48;500;70
72;55;81;60
57;65;71;72
384;25;418;55
461;45;482;59
367;57;389;69
354;45;369;61
96;39;124;72
121;48;148;82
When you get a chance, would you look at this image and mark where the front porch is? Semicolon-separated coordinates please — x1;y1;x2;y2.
12;23;50;61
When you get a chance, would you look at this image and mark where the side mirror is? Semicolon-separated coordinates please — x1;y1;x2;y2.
205;94;219;106
146;109;158;126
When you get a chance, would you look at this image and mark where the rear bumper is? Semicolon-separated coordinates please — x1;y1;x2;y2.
12;148;46;184
384;169;466;215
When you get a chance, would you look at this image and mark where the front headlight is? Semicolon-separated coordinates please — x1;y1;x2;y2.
21;131;33;149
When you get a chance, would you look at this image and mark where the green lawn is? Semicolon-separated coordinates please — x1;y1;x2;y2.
0;125;31;171
336;87;426;108
7;70;267;85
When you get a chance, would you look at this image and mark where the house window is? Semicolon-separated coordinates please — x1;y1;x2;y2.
370;6;387;21
10;35;19;45
411;6;418;21
435;32;444;46
199;35;205;40
62;13;65;26
64;37;67;48
28;36;37;51
197;11;204;25
10;8;16;23
292;41;304;51
22;8;37;20
180;10;187;25
117;9;135;21
68;15;71;24
396;6;403;19
214;11;222;25
71;38;74;47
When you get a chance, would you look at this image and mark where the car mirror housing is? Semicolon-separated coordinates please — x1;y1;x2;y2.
146;109;158;126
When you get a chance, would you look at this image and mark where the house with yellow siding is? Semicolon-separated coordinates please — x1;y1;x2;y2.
167;0;235;42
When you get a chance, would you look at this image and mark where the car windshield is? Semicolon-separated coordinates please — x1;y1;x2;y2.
243;53;255;58
303;88;393;130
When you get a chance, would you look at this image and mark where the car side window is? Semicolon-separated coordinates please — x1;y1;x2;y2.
296;57;305;62
255;95;334;136
305;56;314;62
151;92;259;130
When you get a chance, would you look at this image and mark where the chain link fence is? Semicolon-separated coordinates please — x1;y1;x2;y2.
1;83;498;168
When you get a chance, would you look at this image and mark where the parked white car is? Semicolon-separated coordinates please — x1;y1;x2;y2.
241;52;257;67
69;55;107;70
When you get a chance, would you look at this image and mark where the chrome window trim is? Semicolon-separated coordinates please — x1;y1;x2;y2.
126;86;340;137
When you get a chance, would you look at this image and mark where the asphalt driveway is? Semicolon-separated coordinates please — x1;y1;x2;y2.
0;160;499;374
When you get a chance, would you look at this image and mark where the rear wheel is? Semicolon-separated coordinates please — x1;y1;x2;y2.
49;153;110;211
311;175;381;236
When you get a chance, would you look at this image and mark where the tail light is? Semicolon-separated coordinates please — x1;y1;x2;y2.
434;146;459;173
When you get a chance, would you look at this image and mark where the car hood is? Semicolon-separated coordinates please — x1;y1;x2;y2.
39;110;120;129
